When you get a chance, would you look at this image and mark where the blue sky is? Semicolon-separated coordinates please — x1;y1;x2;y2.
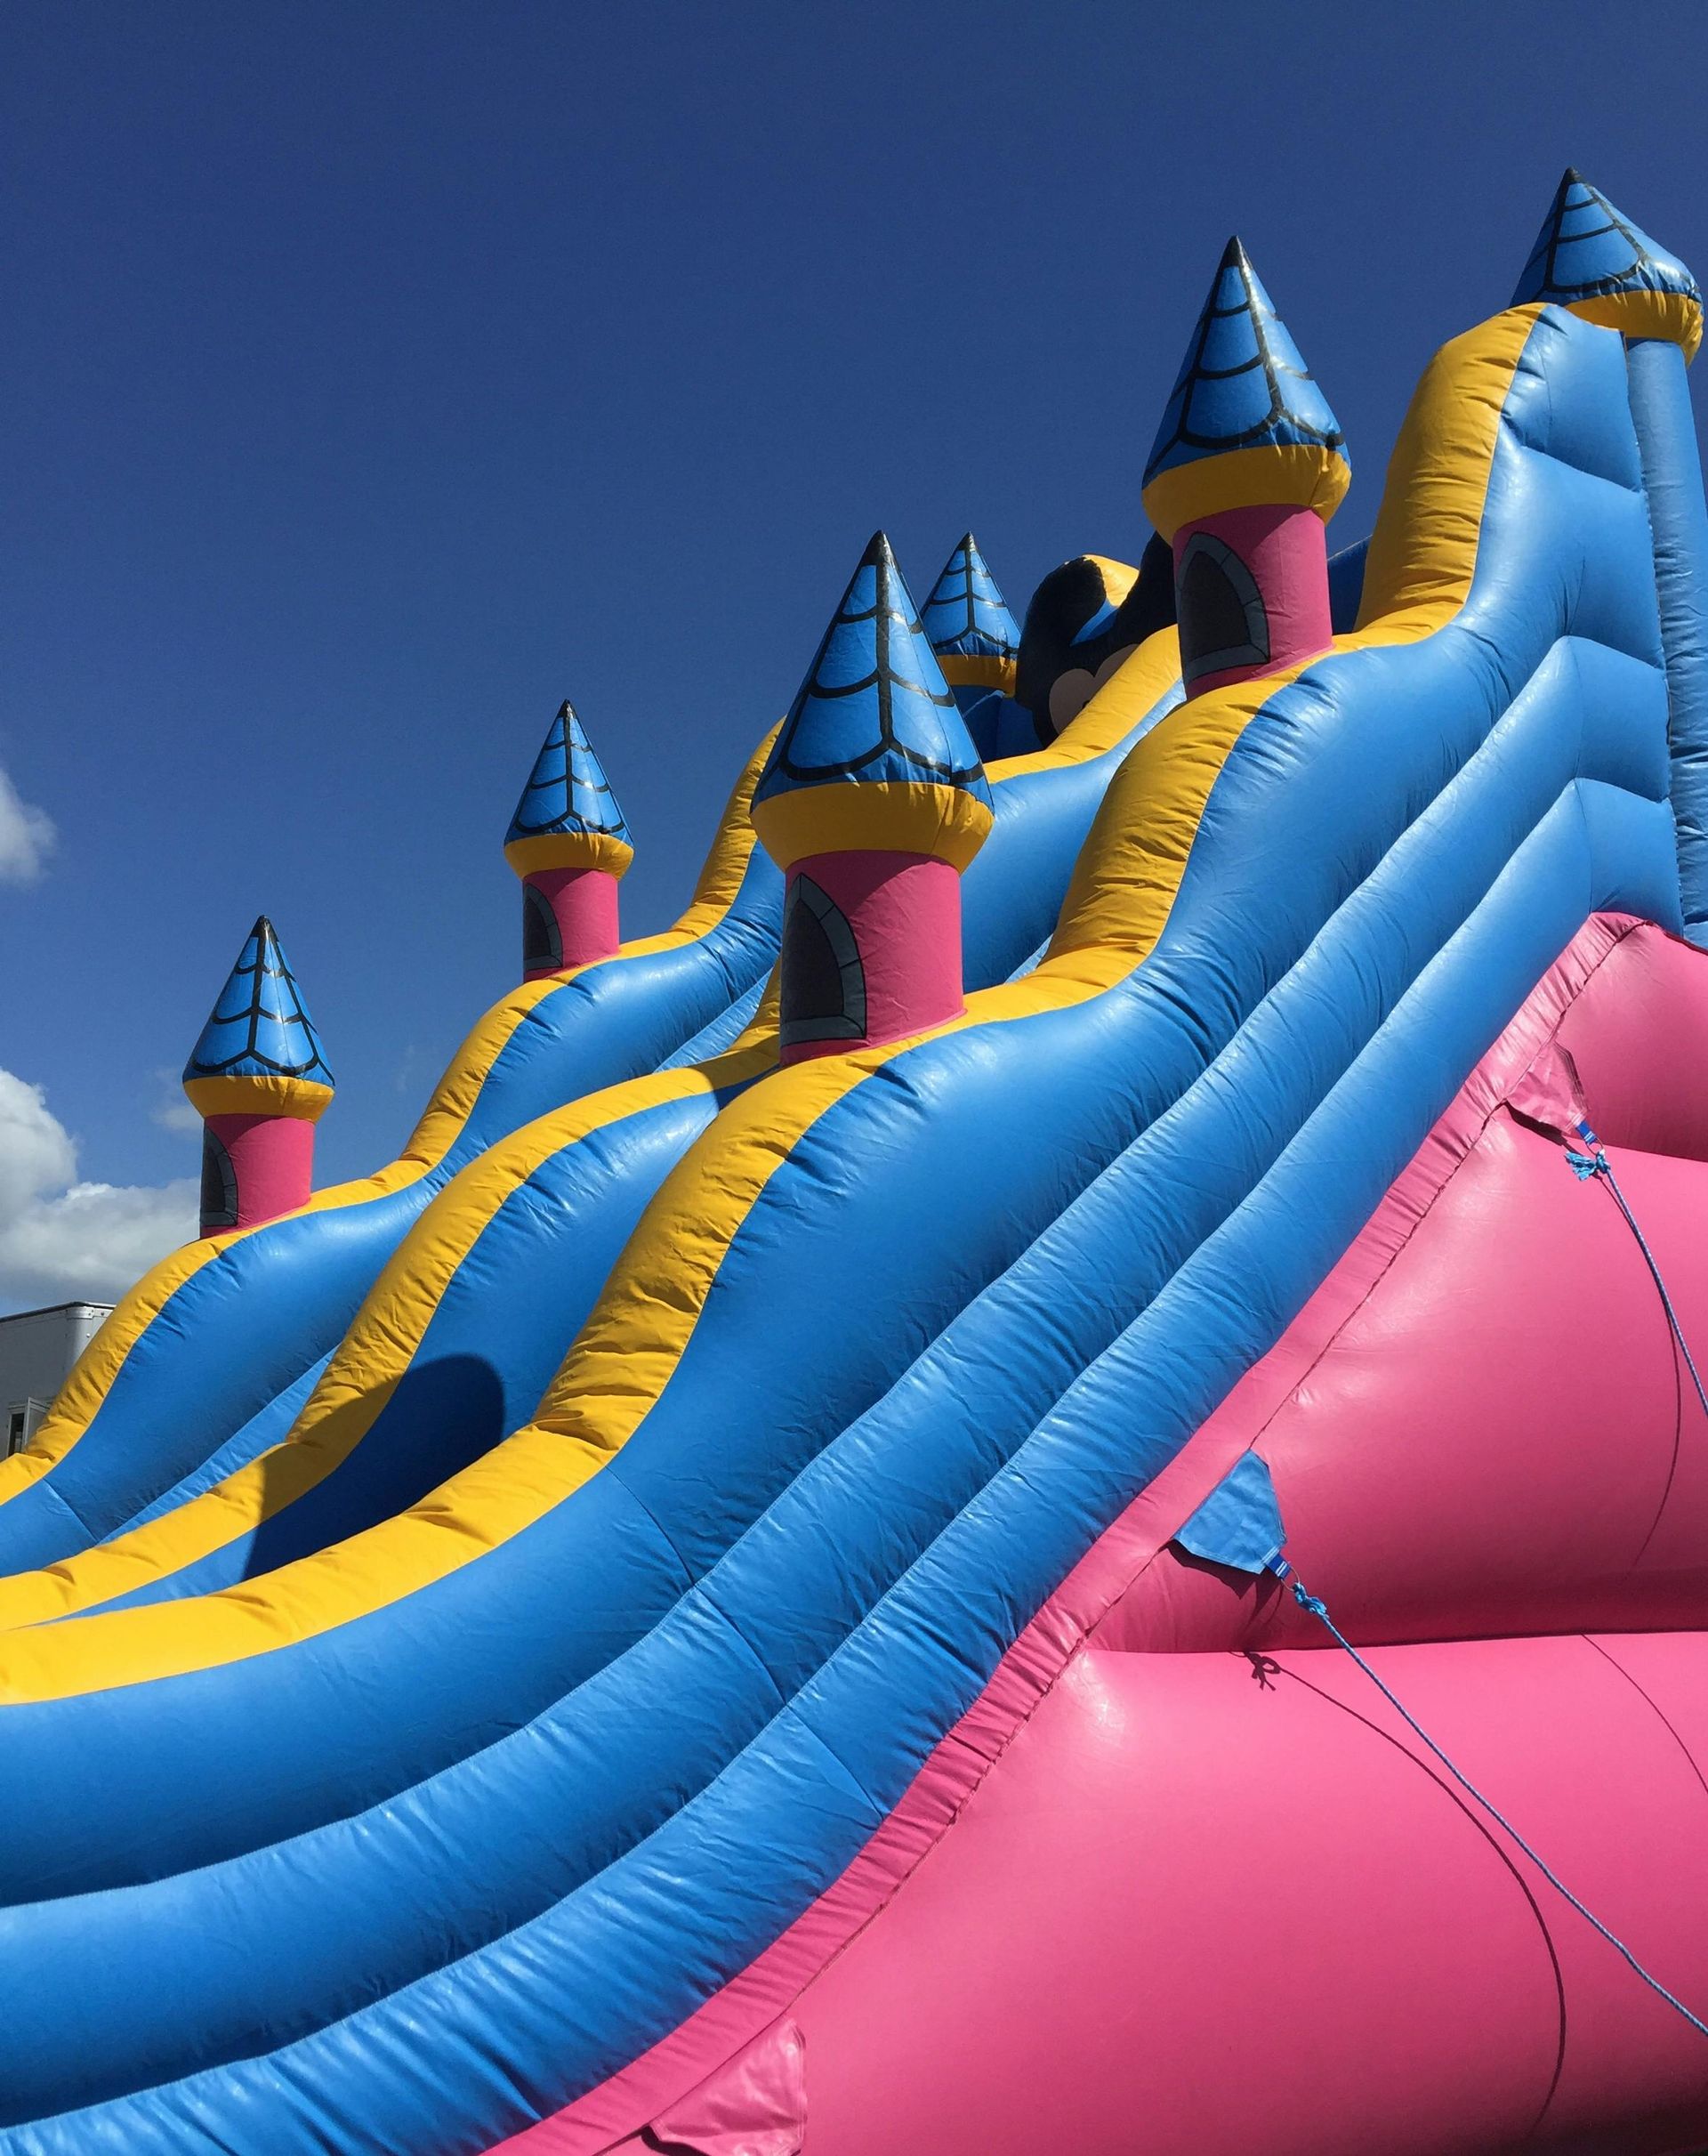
2;0;1705;1308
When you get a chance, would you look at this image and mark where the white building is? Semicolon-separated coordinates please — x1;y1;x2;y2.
0;1302;113;1455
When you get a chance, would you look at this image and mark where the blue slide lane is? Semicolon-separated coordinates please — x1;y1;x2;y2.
0;311;1688;2151
112;1356;331;1535
83;1092;740;1615
20;702;1156;1608
0;837;784;1577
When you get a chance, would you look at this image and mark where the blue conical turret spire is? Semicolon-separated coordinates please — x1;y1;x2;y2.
921;533;1021;687
750;532;993;872
1142;238;1349;541
504;700;633;876
757;533;987;795
1512;169;1701;358
182;917;334;1092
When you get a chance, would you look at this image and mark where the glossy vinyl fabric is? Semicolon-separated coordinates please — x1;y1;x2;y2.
181;915;334;1089
0;750;785;1577
749;532;992;860
1511;168;1704;364
1012;535;1177;738
647;1633;1708;2156
73;1085;745;1619
919;531;1021;667
0;659;1162;1630
565;913;1708;2156
504;700;631;852
2;287;1707;2156
1098;913;1708;1658
1514;166;1701;317
762;535;977;784
1140;237;1349;545
1627;335;1708;933
1143;235;1347;488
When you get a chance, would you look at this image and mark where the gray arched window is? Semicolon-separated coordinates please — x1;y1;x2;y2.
199;1126;239;1232
521;882;562;973
779;874;867;1050
1177;529;1270;687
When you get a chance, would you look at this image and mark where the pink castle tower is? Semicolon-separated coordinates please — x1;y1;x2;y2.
181;917;334;1236
749;533;993;1064
503;701;632;980
1142;238;1349;700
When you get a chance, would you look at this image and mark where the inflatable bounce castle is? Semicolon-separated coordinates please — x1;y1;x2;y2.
2;168;1707;2154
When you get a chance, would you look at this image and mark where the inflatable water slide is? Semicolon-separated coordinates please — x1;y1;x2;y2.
1;167;1706;2154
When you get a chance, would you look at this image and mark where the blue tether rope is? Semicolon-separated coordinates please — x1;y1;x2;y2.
1259;1117;1708;2041
1269;1562;1708;2040
1563;1118;1708;1425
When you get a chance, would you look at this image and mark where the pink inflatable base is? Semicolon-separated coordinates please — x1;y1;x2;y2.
1101;911;1708;1655
496;912;1708;2155
769;1633;1708;2156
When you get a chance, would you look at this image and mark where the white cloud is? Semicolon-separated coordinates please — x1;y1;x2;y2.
0;767;54;885
150;1069;201;1135
0;1070;196;1312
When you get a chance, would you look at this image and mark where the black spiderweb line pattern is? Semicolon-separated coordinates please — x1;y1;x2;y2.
512;765;625;835
771;537;984;789
927;542;980;646
188;920;333;1083
510;704;630;842
1148;240;1344;474
1522;169;1662;302
926;537;1016;658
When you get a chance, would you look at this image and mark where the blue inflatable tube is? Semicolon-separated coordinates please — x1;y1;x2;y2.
1626;334;1708;941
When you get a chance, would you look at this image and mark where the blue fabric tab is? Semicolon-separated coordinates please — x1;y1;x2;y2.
1171;1450;1285;1575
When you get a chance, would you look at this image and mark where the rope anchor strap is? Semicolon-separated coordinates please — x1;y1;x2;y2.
1254;1114;1708;2037
1563;1120;1708;1423
1279;1571;1708;2042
